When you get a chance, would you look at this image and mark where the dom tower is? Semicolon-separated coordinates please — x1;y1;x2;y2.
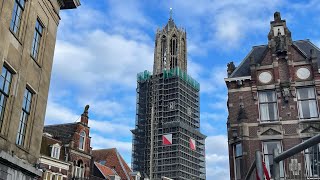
131;14;206;180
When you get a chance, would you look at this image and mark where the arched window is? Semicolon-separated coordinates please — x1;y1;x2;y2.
161;35;167;69
170;34;178;69
79;131;86;150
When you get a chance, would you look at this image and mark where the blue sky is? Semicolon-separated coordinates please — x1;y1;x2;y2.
44;1;320;179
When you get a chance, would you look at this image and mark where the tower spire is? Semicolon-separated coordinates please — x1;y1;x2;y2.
169;7;173;19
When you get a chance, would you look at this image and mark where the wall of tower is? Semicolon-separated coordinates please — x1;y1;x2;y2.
132;70;206;180
153;22;187;75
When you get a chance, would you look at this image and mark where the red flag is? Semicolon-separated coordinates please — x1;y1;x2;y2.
256;162;271;180
190;138;196;151
162;134;172;145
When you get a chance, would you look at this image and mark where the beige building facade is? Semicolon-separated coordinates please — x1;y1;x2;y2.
0;0;80;179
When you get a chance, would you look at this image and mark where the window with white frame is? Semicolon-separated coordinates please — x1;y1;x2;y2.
50;144;60;159
79;131;86;150
304;143;320;177
234;143;243;180
43;172;62;180
74;160;85;178
262;141;284;179
259;91;278;121
297;87;318;119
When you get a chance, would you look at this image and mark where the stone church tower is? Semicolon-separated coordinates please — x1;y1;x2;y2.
153;15;187;75
132;14;206;180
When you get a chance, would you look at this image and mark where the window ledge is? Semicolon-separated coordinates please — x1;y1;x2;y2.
16;144;29;153
0;133;7;141
299;118;320;122
258;120;281;126
30;55;41;68
9;28;22;45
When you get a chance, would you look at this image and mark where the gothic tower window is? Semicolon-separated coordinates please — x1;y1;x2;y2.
170;34;178;69
182;38;186;63
161;35;167;70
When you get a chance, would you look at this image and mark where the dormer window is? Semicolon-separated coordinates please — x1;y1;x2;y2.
51;144;60;159
79;131;86;150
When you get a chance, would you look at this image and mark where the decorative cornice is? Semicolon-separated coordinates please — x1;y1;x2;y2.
224;76;251;82
70;149;91;159
39;155;70;170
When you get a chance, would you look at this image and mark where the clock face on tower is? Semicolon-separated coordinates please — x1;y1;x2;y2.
296;67;310;80
258;72;273;84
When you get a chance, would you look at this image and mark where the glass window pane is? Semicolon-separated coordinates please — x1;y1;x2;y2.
6;72;12;83
235;143;242;157
1;67;6;77
0;95;5;108
26;100;30;112
0;77;4;92
18;0;25;8
260;104;270;120
3;82;9;94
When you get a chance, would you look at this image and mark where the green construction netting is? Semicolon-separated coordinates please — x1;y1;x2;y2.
163;67;200;91
137;68;200;91
137;70;151;82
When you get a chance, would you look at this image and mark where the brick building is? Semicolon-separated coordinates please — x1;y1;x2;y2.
92;148;133;180
225;12;320;179
39;132;70;179
0;0;79;179
42;105;92;179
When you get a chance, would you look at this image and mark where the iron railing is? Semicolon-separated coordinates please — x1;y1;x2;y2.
245;134;320;180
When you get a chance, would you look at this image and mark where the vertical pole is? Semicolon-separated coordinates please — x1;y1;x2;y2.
256;151;264;180
273;149;280;180
150;105;154;180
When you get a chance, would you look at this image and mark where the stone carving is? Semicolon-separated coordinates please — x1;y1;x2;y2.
237;105;247;121
274;12;281;22
275;29;286;54
82;105;90;117
282;87;290;102
301;126;320;134
227;62;236;77
261;128;282;136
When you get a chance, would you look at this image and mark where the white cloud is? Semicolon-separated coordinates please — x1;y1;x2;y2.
205;135;230;180
90;133;132;155
188;59;204;80
45;100;80;125
53;30;153;90
89;120;133;137
107;0;152;27
79;99;125;117
199;66;227;94
45;99;133;137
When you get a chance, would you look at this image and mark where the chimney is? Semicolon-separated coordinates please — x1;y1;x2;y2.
81;105;89;125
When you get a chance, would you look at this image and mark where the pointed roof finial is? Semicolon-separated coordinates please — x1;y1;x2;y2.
170;7;173;19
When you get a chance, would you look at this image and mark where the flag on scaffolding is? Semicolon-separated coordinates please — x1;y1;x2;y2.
256;162;270;180
162;134;172;145
190;138;196;151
